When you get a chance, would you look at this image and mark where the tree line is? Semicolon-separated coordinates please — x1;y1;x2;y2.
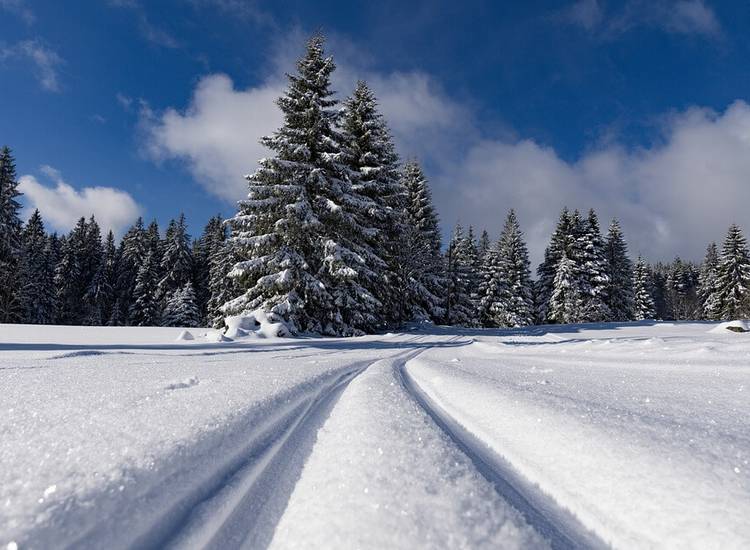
2;35;750;334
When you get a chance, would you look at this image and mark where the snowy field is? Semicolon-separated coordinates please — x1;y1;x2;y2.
1;321;749;549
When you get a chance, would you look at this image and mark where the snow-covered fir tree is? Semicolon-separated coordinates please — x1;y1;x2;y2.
577;209;610;322
81;217;104;325
395;160;445;324
339;80;404;328
632;256;656;320
207;238;238;329
162;282;201;327
129;250;160;326
604;219;634;321
226;35;383;335
478;229;491;263
54;234;82;325
477;238;504;327
115;217;148;325
86;230;118;326
495;210;534;327
536;208;574;323
0;146;23;322
445;224;477;326
548;250;582;324
19;210;55;324
158;213;193;304
714;224;750;319
465;226;482;312
193;215;225;324
697;242;720;320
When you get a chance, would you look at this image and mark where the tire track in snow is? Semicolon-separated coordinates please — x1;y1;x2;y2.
398;355;607;550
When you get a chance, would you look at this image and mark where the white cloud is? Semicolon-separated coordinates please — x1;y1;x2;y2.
0;39;63;92
143;73;285;202
19;166;142;237
439;101;750;266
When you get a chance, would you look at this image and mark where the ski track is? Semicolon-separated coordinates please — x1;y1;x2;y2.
399;360;605;550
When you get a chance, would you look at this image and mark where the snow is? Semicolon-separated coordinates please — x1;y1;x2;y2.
2;321;749;548
175;330;194;341
270;352;545;549
406;322;750;548
224;311;291;339
709;319;750;333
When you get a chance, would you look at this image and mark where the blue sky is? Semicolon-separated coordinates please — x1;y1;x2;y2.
2;0;750;264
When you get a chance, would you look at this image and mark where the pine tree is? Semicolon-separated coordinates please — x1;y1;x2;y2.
394;160;445;324
548;251;582;324
714;224;750;320
632;256;656;320
577;209;610;322
54;234;82;325
445;224;476;326
86;231;118;325
45;233;61;322
207;238;238;329
80;216;104;325
604;219;634;321
158;213;193;305
478;229;491;263
698;242;721;320
19;210;55;324
478;238;504;327
495;210;534;327
0;146;23;322
536;208;574;323
339;80;404;328
129;250;159;326
162;282;201;327
193;215;225;324
115;217;147;325
226;35;383;335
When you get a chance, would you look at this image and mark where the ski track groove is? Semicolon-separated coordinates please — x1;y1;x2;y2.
126;346;425;550
398;348;608;550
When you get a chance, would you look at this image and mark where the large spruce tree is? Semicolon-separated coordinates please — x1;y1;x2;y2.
604;219;634;321
495;210;534;327
226;35;385;335
339;80;404;329
714;224;750;319
0;146;23;322
396;160;445;323
632;256;656;320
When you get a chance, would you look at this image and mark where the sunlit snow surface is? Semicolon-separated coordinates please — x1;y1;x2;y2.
1;321;749;549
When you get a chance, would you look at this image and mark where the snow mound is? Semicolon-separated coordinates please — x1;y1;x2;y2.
175;330;194;341
709;320;750;333
224;310;291;339
164;376;199;390
204;331;233;343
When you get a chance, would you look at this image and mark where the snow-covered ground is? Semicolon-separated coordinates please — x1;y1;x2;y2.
1;321;748;549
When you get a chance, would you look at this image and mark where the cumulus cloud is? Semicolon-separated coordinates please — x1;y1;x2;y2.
439;101;750;266
0;39;63;92
18;166;142;237
143;73;285;202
